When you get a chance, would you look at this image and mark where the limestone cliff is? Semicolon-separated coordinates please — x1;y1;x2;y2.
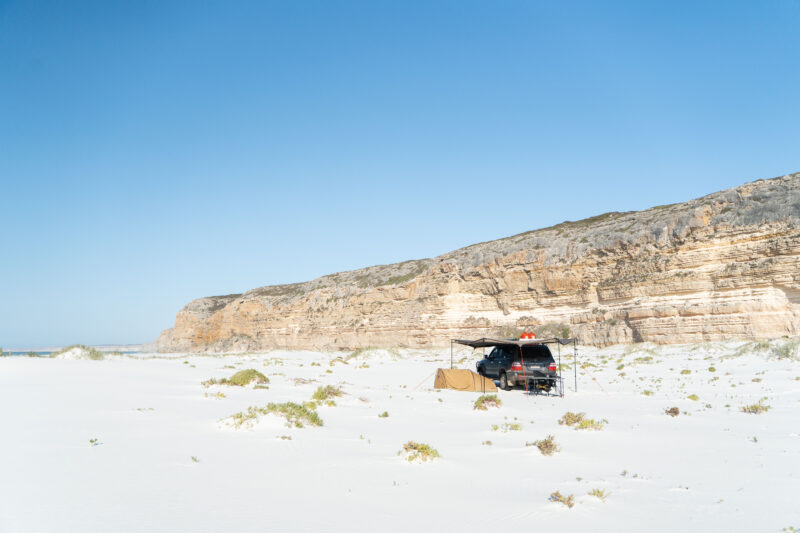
156;172;800;352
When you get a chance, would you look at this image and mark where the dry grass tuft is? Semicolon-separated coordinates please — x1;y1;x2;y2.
549;491;575;508
531;435;560;456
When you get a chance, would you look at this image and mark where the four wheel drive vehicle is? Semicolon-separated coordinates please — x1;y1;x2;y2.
476;344;558;392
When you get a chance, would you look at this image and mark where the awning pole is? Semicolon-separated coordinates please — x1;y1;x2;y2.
450;339;453;369
573;338;578;392
558;342;562;397
520;345;528;397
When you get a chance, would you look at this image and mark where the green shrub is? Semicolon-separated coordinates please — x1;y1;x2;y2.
399;441;440;462
473;394;502;411
665;407;680;417
680;369;691;375
378;411;389;418
588;488;609;501
491;422;522;432
741;398;770;414
687;394;699;401
229;402;323;429
576;418;606;431
203;369;268;387
312;385;343;401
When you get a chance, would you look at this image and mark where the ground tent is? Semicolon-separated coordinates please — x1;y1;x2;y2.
434;368;497;392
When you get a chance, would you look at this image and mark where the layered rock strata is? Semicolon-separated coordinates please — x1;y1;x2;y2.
155;172;800;352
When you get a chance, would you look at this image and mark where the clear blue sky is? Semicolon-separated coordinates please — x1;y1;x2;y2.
1;1;798;348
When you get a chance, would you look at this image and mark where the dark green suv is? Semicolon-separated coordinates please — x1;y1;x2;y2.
476;344;558;392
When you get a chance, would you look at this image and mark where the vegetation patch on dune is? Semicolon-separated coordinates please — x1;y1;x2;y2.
50;345;105;360
473;394;502;411
558;411;585;426
203;369;269;387
558;411;605;430
529;435;560;456
229;402;323;429
398;441;440;462
312;385;343;401
741;398;771;414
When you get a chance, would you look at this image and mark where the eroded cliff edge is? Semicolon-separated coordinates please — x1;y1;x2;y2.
156;172;800;352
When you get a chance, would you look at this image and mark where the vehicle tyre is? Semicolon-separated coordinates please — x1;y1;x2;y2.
499;372;511;391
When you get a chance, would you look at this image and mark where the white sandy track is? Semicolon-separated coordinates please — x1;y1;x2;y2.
0;343;798;532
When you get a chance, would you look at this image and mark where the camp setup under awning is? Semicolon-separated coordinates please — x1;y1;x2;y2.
450;336;580;394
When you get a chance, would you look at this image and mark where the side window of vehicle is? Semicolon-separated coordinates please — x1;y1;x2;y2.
488;348;499;359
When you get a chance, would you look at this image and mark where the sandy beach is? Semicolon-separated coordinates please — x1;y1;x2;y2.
1;342;798;532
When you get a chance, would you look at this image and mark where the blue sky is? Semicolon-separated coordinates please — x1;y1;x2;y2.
1;1;799;348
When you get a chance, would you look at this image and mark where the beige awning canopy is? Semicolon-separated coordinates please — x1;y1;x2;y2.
453;337;574;349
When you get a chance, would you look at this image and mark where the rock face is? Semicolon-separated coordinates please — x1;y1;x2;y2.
156;172;800;352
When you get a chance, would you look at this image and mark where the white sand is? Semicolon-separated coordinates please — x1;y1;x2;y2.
1;342;798;532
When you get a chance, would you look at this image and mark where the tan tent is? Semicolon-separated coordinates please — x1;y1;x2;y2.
434;368;497;392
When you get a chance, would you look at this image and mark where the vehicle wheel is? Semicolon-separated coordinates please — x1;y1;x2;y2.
499;372;511;391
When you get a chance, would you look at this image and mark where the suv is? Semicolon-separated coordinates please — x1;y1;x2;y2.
476;344;558;392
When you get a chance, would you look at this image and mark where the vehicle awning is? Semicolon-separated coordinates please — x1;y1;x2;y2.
453;337;574;349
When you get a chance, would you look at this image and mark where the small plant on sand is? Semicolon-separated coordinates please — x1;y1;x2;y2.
88;438;100;447
482;440;493;446
708;366;717;372
531;435;560;456
687;394;700;401
558;411;585;426
378;411;389;418
312;385;343;401
576;418;606;431
642;390;653;396
473;394;502;411
203;369;269;388
665;407;680;417
588;488;609;501
229;402;323;429
549;491;575;508
741;398;771;414
191;456;199;463
491;422;522;432
398;441;440;462
680;369;691;375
